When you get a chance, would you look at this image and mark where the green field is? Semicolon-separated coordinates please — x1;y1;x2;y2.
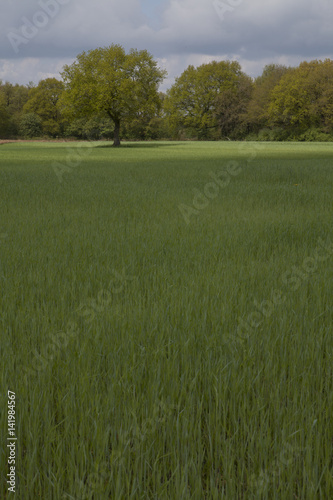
1;141;333;499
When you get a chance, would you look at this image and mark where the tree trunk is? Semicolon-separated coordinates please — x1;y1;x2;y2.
113;118;121;147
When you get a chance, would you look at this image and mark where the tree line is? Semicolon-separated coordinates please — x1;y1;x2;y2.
1;45;333;144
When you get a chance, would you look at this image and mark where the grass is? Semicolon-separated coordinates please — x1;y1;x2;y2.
0;141;332;499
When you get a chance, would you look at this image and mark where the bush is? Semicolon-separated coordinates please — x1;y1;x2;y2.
298;128;333;142
65;116;114;140
20;113;42;138
42;119;61;137
145;117;168;140
245;127;297;142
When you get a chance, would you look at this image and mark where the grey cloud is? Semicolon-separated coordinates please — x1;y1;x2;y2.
0;0;332;87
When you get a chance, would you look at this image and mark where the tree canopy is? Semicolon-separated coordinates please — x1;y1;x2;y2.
165;61;249;139
0;80;30;138
1;56;333;142
246;64;291;133
60;44;167;146
268;60;333;134
23;78;65;137
0;87;9;137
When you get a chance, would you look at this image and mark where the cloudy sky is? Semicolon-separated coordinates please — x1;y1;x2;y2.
1;0;332;91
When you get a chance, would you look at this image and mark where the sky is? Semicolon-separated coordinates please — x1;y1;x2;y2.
0;0;332;91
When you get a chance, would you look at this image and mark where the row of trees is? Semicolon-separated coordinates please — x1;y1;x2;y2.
1;45;333;144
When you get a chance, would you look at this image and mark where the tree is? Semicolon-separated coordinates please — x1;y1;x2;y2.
214;73;253;139
66;115;114;140
19;113;42;137
0;81;30;137
60;44;167;146
0;87;10;138
245;64;291;133
268;60;333;134
301;59;333;133
165;60;248;139
23;78;65;137
121;92;167;140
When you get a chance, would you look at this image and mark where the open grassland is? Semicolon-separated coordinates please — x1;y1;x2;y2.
0;141;333;499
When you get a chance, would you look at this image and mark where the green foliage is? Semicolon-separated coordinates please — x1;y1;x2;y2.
0;88;10;138
23;78;65;137
19;113;43;137
0;80;30;137
121;116;169;141
298;127;333;142
66;115;114;140
1;81;30;116
2;56;333;142
41;119;61;137
268;60;333;135
145;117;170;140
252;127;290;142
214;73;253;139
165;60;246;139
246;64;291;132
60;44;166;145
121;117;147;140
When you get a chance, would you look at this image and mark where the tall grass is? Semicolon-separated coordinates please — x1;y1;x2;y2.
0;141;332;499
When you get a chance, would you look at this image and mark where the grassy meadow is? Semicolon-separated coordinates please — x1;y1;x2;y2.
0;141;333;499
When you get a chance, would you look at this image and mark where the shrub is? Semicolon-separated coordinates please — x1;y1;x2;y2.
298;127;333;142
19;113;42;138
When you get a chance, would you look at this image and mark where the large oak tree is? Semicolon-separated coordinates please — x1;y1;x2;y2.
60;44;167;146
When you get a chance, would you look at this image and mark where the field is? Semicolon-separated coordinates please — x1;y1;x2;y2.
1;141;332;499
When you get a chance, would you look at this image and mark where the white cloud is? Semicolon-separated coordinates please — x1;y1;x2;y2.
0;57;75;85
